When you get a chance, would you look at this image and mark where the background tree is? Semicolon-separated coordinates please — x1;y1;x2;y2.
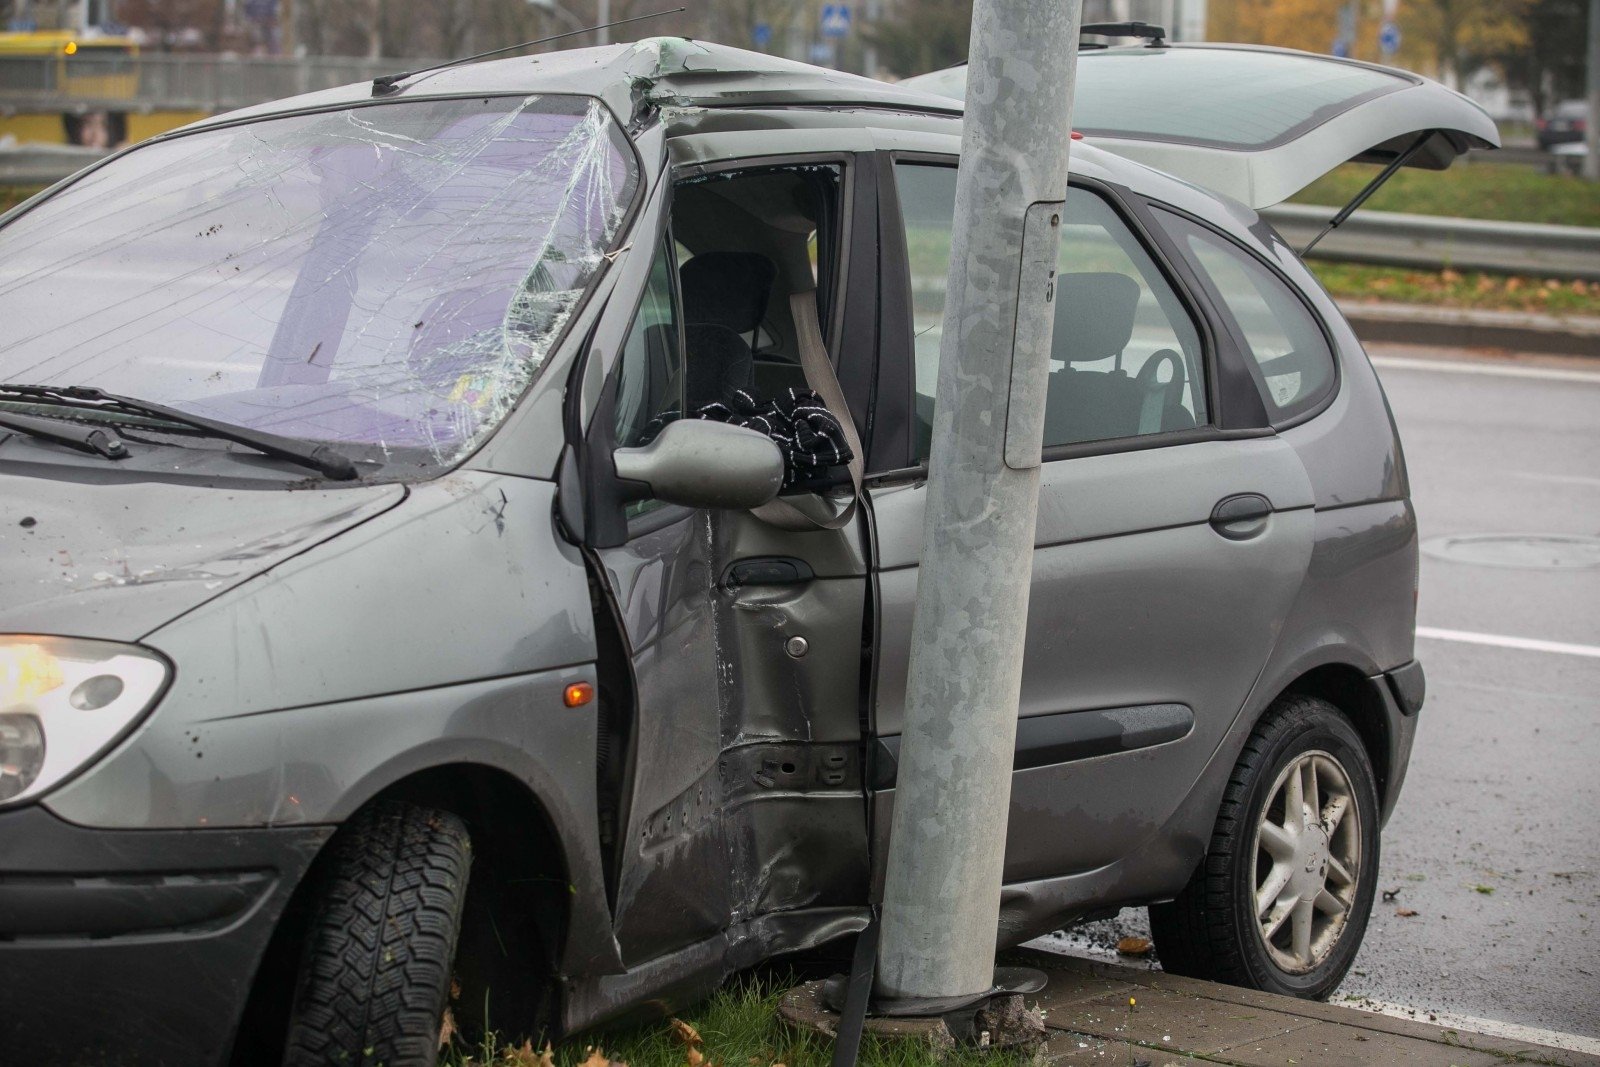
865;0;972;77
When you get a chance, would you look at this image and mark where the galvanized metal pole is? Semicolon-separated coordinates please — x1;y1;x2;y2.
1585;0;1599;181
874;0;1084;1001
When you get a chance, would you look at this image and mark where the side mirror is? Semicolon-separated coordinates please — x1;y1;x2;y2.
612;420;784;511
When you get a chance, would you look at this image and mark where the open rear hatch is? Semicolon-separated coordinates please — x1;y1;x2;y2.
901;43;1500;211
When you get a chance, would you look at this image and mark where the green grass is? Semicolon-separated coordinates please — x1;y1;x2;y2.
0;186;42;214
1310;261;1600;315
440;976;1026;1067
1290;162;1600;228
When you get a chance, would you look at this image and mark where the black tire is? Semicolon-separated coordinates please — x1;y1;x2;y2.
1149;695;1380;1000
283;801;471;1067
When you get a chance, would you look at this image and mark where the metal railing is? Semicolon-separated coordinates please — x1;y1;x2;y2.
1262;204;1600;282
0;53;438;113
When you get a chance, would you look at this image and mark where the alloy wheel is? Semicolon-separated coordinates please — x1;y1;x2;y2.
1250;749;1362;974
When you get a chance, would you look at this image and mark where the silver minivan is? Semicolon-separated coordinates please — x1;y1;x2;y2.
0;37;1494;1067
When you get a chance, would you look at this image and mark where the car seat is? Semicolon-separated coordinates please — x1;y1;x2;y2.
679;251;777;408
1044;272;1145;445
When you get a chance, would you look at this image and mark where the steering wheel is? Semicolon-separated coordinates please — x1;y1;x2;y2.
1134;348;1187;433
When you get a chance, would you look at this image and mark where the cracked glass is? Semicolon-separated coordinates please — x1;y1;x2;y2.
0;94;639;473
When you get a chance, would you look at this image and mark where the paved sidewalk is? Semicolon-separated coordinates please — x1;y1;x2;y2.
1021;950;1599;1067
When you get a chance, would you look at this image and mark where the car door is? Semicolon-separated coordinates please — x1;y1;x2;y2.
572;153;875;969
901;44;1500;209
867;158;1317;886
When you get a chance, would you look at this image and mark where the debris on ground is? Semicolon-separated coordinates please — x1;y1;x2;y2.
1396;908;1420;918
1115;936;1153;956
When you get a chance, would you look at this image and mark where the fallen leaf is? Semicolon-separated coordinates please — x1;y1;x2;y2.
439;1008;457;1050
1395;908;1419;918
502;1042;546;1067
578;1046;626;1067
1116;936;1153;956
1473;885;1495;895
669;1019;704;1048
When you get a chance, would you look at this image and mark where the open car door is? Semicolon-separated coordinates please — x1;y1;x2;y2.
901;44;1499;209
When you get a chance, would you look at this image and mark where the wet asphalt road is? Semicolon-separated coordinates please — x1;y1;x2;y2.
1041;344;1600;1039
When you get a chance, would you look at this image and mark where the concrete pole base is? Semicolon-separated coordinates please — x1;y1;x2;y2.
778;971;1049;1055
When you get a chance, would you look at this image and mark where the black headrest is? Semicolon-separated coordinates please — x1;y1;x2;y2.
1053;272;1141;363
681;252;777;334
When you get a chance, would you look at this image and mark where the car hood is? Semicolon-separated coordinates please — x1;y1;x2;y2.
0;474;405;642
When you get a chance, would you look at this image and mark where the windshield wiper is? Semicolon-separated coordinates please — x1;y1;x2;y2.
0;409;129;459
0;384;359;480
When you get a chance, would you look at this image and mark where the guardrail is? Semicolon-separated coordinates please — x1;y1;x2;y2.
0;53;435;113
1261;203;1600;282
0;143;107;185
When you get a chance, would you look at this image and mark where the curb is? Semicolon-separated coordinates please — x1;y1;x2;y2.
1342;302;1600;359
1009;949;1600;1067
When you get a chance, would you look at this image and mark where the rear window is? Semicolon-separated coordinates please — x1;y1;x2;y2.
1157;211;1335;422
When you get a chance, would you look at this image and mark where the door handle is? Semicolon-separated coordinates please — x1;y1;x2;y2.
722;556;816;588
1210;494;1273;541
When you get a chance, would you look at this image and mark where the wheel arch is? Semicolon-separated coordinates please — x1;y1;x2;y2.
234;762;580;1063
1272;661;1395;809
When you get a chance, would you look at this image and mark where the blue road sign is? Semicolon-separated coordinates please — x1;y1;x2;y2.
809;41;836;65
1379;20;1401;55
820;4;852;38
752;21;772;47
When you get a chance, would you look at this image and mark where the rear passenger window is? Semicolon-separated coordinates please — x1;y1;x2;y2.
895;164;1207;462
1157;212;1335;422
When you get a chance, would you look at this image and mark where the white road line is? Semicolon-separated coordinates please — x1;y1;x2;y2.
1342;997;1600;1057
1371;355;1600;383
1515;471;1600;488
1417;626;1600;659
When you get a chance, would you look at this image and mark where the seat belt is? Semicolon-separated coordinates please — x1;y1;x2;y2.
749;290;865;532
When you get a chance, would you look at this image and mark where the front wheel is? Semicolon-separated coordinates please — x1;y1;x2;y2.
1149;695;1380;999
282;800;472;1067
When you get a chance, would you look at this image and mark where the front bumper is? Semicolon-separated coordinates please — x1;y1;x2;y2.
0;805;332;1066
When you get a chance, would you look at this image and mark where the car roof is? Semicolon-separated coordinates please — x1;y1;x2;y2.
187;36;1216;210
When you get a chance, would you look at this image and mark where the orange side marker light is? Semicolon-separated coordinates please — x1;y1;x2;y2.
564;682;595;708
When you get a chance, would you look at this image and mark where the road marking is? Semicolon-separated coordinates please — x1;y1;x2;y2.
1515;471;1600;488
1417;626;1600;659
1371;355;1600;384
1342;997;1600;1057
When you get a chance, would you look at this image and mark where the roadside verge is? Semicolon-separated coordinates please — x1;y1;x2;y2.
1343;302;1600;359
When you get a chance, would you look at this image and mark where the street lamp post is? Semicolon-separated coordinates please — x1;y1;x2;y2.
874;0;1086;1004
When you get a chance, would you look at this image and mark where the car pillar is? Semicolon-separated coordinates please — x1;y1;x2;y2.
874;0;1085;1003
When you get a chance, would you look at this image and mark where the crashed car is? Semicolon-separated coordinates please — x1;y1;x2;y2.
0;36;1495;1066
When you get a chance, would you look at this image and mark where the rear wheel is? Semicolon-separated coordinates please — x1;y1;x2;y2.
283;801;471;1067
1149;695;1380;999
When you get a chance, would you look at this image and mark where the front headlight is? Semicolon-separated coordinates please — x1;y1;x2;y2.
0;635;169;806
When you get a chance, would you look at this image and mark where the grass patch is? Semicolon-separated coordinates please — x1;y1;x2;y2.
1311;261;1600;316
441;976;1023;1067
1290;163;1600;228
1;185;43;214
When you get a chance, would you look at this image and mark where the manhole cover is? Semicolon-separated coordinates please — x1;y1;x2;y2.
1422;534;1600;570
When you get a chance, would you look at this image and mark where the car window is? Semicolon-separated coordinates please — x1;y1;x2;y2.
613;237;682;450
0;95;639;472
1157;211;1335;421
895;164;1207;462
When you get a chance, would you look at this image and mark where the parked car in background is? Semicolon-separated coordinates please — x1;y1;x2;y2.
0;37;1493;1067
1537;99;1589;151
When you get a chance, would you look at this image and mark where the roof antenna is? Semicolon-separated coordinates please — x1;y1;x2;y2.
372;7;687;96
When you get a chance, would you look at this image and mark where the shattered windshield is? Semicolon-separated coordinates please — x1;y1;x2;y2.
0;94;638;471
